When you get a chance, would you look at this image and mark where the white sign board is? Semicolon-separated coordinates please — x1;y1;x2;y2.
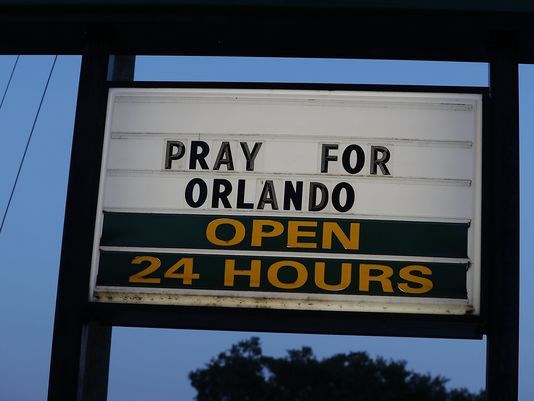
91;88;482;315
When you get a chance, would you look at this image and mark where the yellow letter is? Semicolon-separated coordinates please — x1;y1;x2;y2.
224;259;261;287
358;264;394;293
398;265;433;294
287;220;317;249
314;261;351;291
322;222;360;250
251;219;284;247
206;218;246;246
267;260;308;289
129;256;161;284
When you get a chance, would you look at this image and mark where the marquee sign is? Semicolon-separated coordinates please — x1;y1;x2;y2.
90;87;482;315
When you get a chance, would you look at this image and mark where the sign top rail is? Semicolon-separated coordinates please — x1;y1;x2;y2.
1;0;534;14
1;0;533;61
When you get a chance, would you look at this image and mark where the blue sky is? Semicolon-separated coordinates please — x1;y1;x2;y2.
0;55;531;400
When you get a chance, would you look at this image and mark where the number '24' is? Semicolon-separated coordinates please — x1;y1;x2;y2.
128;256;199;284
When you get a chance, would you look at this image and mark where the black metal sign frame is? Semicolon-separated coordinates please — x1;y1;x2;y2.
0;4;515;401
51;49;517;401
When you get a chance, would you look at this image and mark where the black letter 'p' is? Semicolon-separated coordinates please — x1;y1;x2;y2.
164;140;185;170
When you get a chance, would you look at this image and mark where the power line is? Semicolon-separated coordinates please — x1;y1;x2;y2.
0;55;20;112
0;55;58;235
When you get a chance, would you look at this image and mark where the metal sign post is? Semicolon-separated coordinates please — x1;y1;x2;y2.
48;40;134;401
486;44;520;401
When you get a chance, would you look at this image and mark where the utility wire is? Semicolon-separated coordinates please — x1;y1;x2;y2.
0;55;58;234
0;55;20;112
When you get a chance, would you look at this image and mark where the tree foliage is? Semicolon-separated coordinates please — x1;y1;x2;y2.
189;337;485;401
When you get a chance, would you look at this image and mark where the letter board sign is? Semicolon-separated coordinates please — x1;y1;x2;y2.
90;87;482;315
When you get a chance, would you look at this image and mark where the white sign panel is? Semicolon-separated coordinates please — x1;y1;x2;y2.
91;88;482;315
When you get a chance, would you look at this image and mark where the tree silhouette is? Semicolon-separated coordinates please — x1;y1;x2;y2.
189;337;485;401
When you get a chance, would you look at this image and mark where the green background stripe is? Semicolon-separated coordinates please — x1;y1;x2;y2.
101;212;468;258
97;250;467;299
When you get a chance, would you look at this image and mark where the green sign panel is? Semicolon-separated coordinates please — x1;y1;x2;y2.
97;250;467;299
101;212;469;258
96;211;469;309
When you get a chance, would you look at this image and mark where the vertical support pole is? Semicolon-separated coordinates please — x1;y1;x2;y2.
78;322;113;401
108;55;136;81
77;55;135;401
48;37;110;401
48;43;136;400
486;46;520;401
